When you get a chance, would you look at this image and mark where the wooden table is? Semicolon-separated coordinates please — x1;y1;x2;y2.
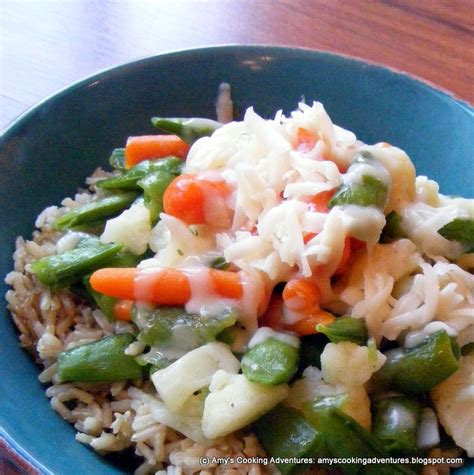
1;0;473;133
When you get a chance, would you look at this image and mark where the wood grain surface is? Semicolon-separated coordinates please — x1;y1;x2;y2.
1;0;473;132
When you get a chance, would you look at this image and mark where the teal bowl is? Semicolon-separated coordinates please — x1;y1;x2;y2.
0;46;473;474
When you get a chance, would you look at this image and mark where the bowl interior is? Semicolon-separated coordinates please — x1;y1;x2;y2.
0;46;473;474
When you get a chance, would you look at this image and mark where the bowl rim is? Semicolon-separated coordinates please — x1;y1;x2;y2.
1;44;473;473
1;44;472;142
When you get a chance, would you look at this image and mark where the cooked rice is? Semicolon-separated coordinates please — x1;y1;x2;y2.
5;170;273;474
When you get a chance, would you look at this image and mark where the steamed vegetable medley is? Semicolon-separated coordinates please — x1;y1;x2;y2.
9;102;474;474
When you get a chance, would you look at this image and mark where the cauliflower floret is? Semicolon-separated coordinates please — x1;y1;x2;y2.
320;342;386;386
286;366;372;430
202;370;288;439
431;354;474;457
151;342;240;413
100;202;151;255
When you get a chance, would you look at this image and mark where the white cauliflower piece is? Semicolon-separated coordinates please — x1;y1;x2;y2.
151;342;240;413
286;366;372;430
202;370;288;438
431;354;474;457
320;342;386;386
100;202;151;255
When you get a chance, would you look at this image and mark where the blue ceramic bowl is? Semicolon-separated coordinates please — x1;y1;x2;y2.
0;46;473;474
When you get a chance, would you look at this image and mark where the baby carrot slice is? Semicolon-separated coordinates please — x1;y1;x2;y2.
125;135;190;168
289;309;335;336
282;279;321;312
163;174;231;225
113;300;134;321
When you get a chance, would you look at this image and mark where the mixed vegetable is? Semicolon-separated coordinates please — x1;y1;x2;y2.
24;104;474;474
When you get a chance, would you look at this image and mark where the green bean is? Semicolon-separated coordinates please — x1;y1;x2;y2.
54;192;139;231
253;405;325;475
373;396;421;454
329;151;389;210
137;170;175;223
380;210;404;243
151;117;222;145
57;333;143;382
134;306;237;350
109;148;126;170
241;338;299;385
96;158;182;190
372;331;460;393
309;408;415;475
31;237;122;289
316;316;368;345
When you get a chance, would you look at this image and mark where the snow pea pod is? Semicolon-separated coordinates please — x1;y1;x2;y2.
96;157;182;190
109;147;126;170
54;191;139;231
137;170;175;224
316;316;368;345
57;333;143;382
373;331;460;393
253;405;324;475
241;337;299;385
373;396;421;454
310;408;415;475
31;237;122;289
134;306;237;351
151;117;222;145
329;151;390;210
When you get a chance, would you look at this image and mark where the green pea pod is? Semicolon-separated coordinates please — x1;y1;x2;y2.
209;256;230;270
109;148;126;170
253;405;325;475
54;191;139;231
137;170;175;223
302;394;349;422
151;117;222;145
316;316;368;346
373;396;421;454
134;306;237;351
241;337;299;385
310;408;415;475
57;333;143;382
438;218;474;251
329;174;388;209
380;210;404;243
96;157;182;190
30;237;122;289
329;151;390;210
372;331;460;393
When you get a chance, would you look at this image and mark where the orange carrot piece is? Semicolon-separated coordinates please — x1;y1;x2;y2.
163;174;231;225
113;300;134;321
295;128;318;152
89;267;243;305
282;279;321;312
90;268;137;300
124;135;190;168
210;269;243;299
163;174;206;224
289;309;335;336
350;237;366;251
259;294;286;331
308;189;336;213
333;237;351;276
